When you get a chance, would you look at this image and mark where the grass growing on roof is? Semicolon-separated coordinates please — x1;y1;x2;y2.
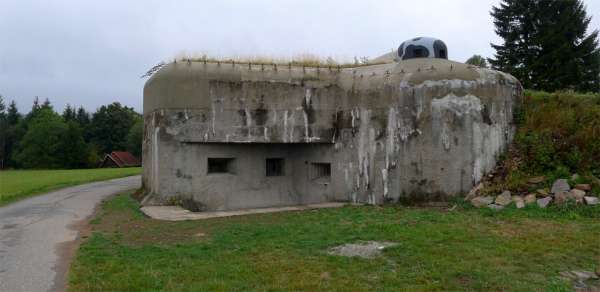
0;168;141;206
69;192;600;291
173;53;384;68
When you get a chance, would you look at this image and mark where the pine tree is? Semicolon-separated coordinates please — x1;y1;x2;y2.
489;0;600;92
4;101;21;168
26;97;42;122
63;104;76;121
41;98;52;109
0;95;7;168
7;101;20;126
59;121;89;168
76;106;91;141
76;106;90;126
0;95;6;117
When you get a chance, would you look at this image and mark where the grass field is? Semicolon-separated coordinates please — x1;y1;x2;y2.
0;168;141;206
69;192;600;291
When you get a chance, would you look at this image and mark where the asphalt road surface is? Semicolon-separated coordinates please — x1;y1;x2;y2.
0;175;141;292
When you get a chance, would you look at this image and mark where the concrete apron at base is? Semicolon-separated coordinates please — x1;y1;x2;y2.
141;202;348;221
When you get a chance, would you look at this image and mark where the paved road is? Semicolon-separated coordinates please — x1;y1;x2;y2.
0;175;141;292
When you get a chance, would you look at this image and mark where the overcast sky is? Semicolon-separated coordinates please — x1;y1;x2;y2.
1;0;599;113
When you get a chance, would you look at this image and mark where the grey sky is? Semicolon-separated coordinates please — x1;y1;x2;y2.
1;0;599;114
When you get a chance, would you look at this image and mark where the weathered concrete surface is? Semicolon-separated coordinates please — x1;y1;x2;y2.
141;202;347;221
143;56;521;211
0;176;140;292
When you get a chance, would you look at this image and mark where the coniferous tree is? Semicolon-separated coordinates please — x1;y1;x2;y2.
4;101;21;168
76;106;90;126
0;95;7;168
28;97;41;119
7;101;20;126
59;121;89;168
75;106;91;141
41;98;52;109
0;95;6;117
489;0;600;92
62;104;76;121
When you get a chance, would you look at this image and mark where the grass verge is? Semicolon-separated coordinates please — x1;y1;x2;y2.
0;167;141;206
69;192;599;291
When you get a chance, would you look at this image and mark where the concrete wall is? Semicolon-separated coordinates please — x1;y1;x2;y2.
142;58;522;210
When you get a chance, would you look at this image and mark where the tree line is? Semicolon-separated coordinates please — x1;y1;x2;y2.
0;95;142;169
467;0;600;93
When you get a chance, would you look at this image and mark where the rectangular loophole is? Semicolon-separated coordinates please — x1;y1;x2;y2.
266;158;284;176
207;158;235;174
310;162;331;180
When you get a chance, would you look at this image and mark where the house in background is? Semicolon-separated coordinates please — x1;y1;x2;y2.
100;151;141;168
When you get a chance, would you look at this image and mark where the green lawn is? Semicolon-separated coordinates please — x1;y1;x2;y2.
0;168;141;206
69;193;600;291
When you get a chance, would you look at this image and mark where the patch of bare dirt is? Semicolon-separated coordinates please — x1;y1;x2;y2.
328;241;398;259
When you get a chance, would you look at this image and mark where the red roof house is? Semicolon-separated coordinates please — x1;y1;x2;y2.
100;151;141;168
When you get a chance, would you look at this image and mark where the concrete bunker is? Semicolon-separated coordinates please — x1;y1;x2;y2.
141;37;522;211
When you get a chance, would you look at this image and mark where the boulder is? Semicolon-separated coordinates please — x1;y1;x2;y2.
575;184;592;191
551;179;570;194
571;173;581;181
466;182;484;200
571;270;599;280
495;191;512;206
512;196;525;208
524;194;537;204
570;189;586;203
528;176;546;184
537;197;552;208
471;196;494;208
554;191;573;205
584;196;599;205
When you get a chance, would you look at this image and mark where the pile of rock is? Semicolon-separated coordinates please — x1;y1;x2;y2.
469;177;599;210
559;268;600;291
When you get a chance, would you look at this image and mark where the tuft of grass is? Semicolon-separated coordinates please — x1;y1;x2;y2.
0;168;141;206
69;193;600;291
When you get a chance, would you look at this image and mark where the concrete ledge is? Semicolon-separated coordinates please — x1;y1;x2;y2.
140;202;348;221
